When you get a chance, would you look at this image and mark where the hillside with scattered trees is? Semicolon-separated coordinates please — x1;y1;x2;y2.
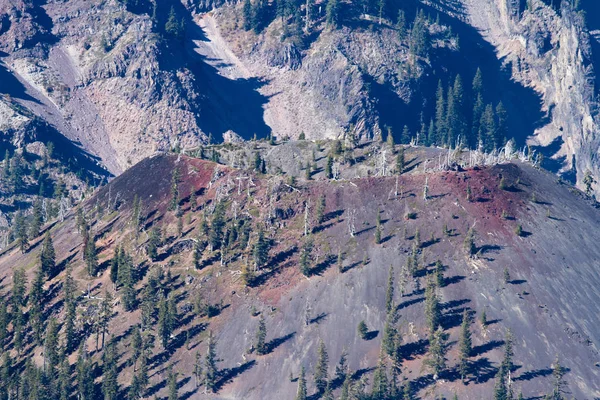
0;138;598;399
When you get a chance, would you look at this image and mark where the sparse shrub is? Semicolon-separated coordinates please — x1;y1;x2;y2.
499;177;507;190
357;321;368;340
515;224;523;237
464;227;477;256
480;309;487;329
405;211;417;220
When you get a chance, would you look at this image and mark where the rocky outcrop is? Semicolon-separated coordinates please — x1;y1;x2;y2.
460;0;600;192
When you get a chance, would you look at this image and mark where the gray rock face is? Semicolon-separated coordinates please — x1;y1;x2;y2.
0;0;599;197
461;0;600;192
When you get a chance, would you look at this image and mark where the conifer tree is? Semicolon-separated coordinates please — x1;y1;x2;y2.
495;102;508;148
118;250;136;311
76;343;95;400
371;350;389;399
426;326;447;379
493;365;508;400
168;364;179;400
424;276;441;334
464;227;477;255
255;315;267;355
300;236;313;276
0;302;7;346
146;226;161;261
30;197;43;238
314;339;329;393
434;260;444;288
253;226;269;270
110;245;120;288
397;147;405;174
194;351;203;388
502;329;514;373
326;0;340;27
14;211;28;253
458;309;472;381
158;295;174;349
209;202;226;251
435;80;446;146
325;155;333;179
44;317;60;374
243;0;252;30
205;331;219;393
169;168;181;211
550;356;568;399
102;337;118;400
131;325;142;371
403;380;414;400
385;265;394;312
29;265;45;344
358;320;368;339
99;290;113;348
296;366;307;400
316;195;326;224
480;104;497;152
382;310;397;357
84;230;98;276
64;263;77;353
335;348;348;382
40;231;56;277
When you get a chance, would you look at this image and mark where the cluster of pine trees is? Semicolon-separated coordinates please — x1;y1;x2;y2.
397;68;509;152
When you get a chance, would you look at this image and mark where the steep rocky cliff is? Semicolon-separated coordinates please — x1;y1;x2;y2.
1;0;599;194
459;0;600;196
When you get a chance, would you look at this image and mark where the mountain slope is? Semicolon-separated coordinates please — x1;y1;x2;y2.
0;143;598;399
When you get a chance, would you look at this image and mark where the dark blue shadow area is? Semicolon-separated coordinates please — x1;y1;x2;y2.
153;2;272;142
342;0;546;149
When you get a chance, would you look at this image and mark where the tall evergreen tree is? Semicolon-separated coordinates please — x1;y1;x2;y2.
64;263;77;353
435;80;446;146
424;276;441;334
102;337;118;400
168;364;179;400
426;326;447;379
205;331;219;393
76;343;95;400
458;309;472;381
99;290;114;348
0;302;7;346
29;265;45;344
44;317;60;374
117;249;136;311
314;339;329;393
84;230;98;277
40;231;56;277
146;226;161;260
14;211;28;253
495;101;508;149
371;350;389;400
326;0;340;28
296;366;307;400
385;265;394;312
255;315;267;355
30;197;43;238
253;226;269;270
169;168;181;211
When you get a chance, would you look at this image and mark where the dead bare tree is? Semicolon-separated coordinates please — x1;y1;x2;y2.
347;209;356;237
